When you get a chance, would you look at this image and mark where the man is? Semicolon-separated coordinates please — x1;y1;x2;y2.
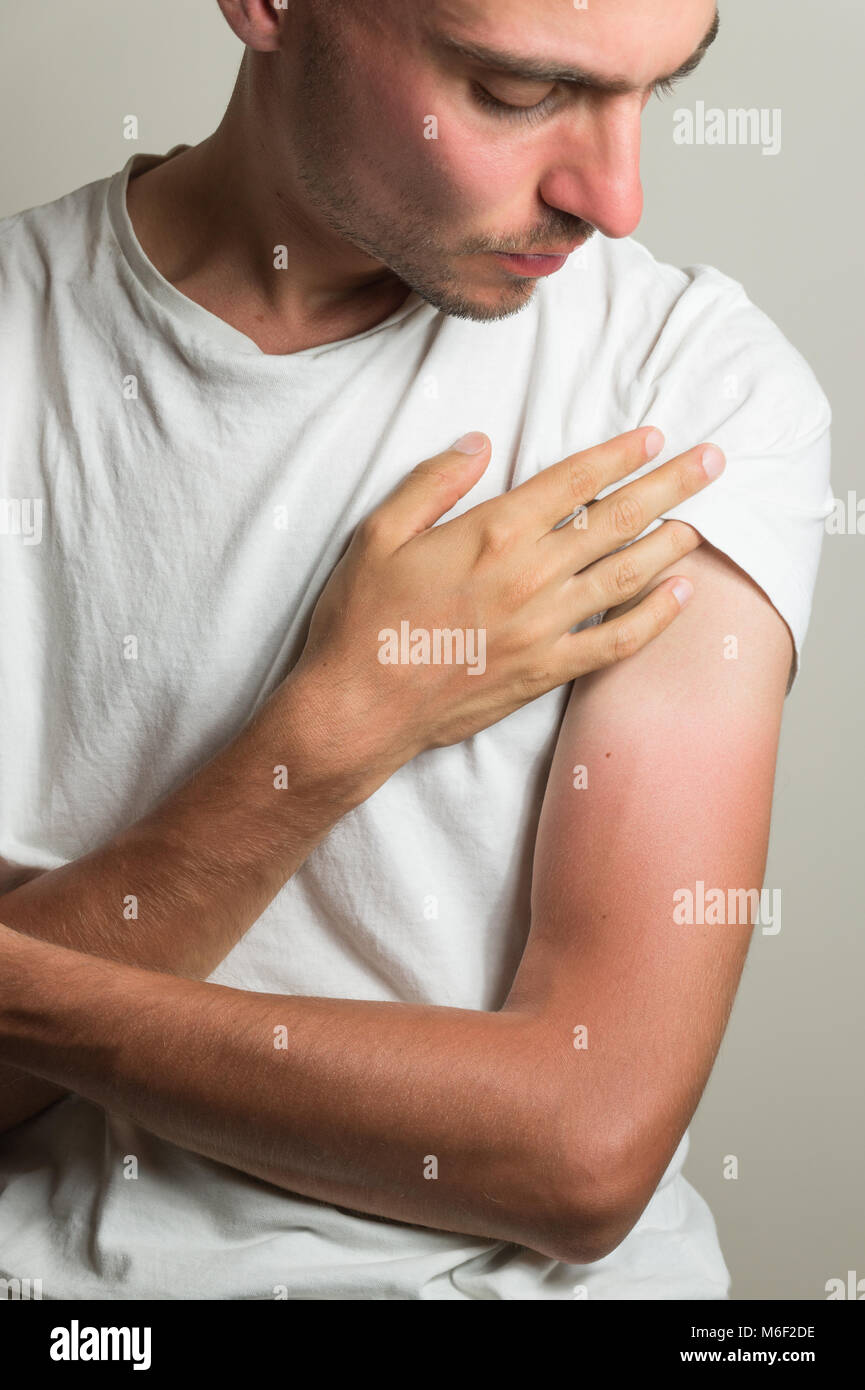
0;0;831;1299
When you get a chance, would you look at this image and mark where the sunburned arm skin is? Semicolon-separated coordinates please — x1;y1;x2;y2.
0;537;791;1264
501;533;793;1252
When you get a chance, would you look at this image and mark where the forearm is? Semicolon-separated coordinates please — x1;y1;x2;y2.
0;668;400;1130
0;924;578;1261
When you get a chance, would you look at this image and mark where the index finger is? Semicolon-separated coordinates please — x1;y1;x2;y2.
503;427;665;538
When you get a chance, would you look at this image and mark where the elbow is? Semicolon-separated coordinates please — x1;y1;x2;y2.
532;1199;640;1269
528;1139;656;1267
491;1024;664;1265
556;1198;646;1267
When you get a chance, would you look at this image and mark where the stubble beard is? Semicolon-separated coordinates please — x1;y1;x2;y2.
288;23;537;323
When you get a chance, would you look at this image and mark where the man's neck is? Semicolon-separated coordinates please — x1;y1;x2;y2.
124;106;413;356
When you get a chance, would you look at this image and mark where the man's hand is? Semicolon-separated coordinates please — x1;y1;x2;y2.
294;427;724;762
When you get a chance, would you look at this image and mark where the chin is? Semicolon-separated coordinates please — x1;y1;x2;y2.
471;290;536;322
413;267;535;323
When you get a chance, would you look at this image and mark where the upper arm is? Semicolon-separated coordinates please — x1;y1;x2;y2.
501;535;793;1253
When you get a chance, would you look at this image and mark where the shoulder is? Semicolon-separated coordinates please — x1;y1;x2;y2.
543;237;833;694
0;170;113;306
0;171;118;401
548;235;830;449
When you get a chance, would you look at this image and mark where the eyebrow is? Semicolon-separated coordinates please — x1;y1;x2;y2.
433;8;720;96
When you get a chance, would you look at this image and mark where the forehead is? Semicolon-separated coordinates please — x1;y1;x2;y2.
424;0;717;87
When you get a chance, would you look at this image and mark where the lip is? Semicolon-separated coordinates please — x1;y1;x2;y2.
491;238;585;277
492;250;570;277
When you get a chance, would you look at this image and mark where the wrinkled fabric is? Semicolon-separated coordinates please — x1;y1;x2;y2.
0;150;831;1299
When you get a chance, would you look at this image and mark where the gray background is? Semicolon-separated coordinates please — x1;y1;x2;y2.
1;1;861;1300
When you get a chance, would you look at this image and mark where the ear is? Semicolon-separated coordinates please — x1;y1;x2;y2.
215;0;285;53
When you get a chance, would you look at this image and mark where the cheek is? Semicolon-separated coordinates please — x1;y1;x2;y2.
347;63;541;223
351;82;458;207
429;129;524;210
400;94;542;218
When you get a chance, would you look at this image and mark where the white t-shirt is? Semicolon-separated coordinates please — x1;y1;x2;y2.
0;148;832;1300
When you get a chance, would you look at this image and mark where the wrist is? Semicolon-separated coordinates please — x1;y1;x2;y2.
265;660;411;813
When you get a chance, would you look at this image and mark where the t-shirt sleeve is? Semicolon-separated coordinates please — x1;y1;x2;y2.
599;266;833;696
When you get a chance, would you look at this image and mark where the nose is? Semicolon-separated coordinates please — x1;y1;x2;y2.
537;93;645;240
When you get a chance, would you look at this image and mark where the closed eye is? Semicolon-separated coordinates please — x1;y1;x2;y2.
473;74;682;123
471;81;561;124
652;76;680;99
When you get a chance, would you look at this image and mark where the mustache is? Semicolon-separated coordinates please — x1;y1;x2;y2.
464;219;596;255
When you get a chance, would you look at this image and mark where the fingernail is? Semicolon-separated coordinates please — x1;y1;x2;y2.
644;428;665;460
452;431;487;454
701;444;726;479
671;578;693;608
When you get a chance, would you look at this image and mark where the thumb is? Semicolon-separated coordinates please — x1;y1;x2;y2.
374;432;491;543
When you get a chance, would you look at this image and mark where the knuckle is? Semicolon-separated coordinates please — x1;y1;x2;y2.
610;619;640;662
609;492;644;539
566;459;600;506
665;519;700;553
517;663;551;700
611;552;641;599
420;462;456;491
356;512;388;548
478;518;516;558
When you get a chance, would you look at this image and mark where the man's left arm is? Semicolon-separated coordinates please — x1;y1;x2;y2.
0;538;792;1262
500;532;793;1252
